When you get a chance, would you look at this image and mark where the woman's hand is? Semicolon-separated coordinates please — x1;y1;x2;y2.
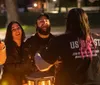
0;41;6;65
0;41;5;50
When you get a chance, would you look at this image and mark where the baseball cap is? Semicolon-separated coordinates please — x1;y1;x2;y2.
37;13;50;20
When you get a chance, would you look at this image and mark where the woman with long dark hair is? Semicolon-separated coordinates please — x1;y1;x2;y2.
35;8;100;85
0;21;26;85
65;8;96;60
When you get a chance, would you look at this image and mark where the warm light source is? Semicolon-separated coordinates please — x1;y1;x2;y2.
28;80;34;85
38;80;51;85
52;0;57;2
33;3;38;7
26;72;54;85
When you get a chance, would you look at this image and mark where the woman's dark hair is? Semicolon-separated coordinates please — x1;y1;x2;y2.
66;8;95;60
5;21;25;45
66;8;90;40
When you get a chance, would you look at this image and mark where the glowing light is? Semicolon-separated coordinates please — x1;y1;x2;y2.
41;81;45;85
27;75;54;85
52;0;57;2
1;81;8;85
38;80;51;85
34;3;38;7
28;80;34;85
47;80;51;85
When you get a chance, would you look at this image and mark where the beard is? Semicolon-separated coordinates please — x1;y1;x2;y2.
36;26;51;35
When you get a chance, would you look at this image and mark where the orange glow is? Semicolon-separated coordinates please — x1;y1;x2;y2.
38;80;51;85
28;80;34;85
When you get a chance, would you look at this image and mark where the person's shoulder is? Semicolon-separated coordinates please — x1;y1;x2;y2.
23;35;36;47
49;33;56;38
24;35;35;43
51;33;69;43
55;33;69;39
27;35;35;40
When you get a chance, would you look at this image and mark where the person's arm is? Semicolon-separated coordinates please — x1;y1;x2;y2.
35;37;59;71
23;38;33;61
0;41;6;65
34;53;53;72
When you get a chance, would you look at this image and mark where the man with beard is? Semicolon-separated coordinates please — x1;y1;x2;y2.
23;13;55;76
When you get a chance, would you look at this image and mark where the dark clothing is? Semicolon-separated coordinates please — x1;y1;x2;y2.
6;42;23;64
0;41;26;85
87;33;100;85
23;33;55;73
40;32;100;85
